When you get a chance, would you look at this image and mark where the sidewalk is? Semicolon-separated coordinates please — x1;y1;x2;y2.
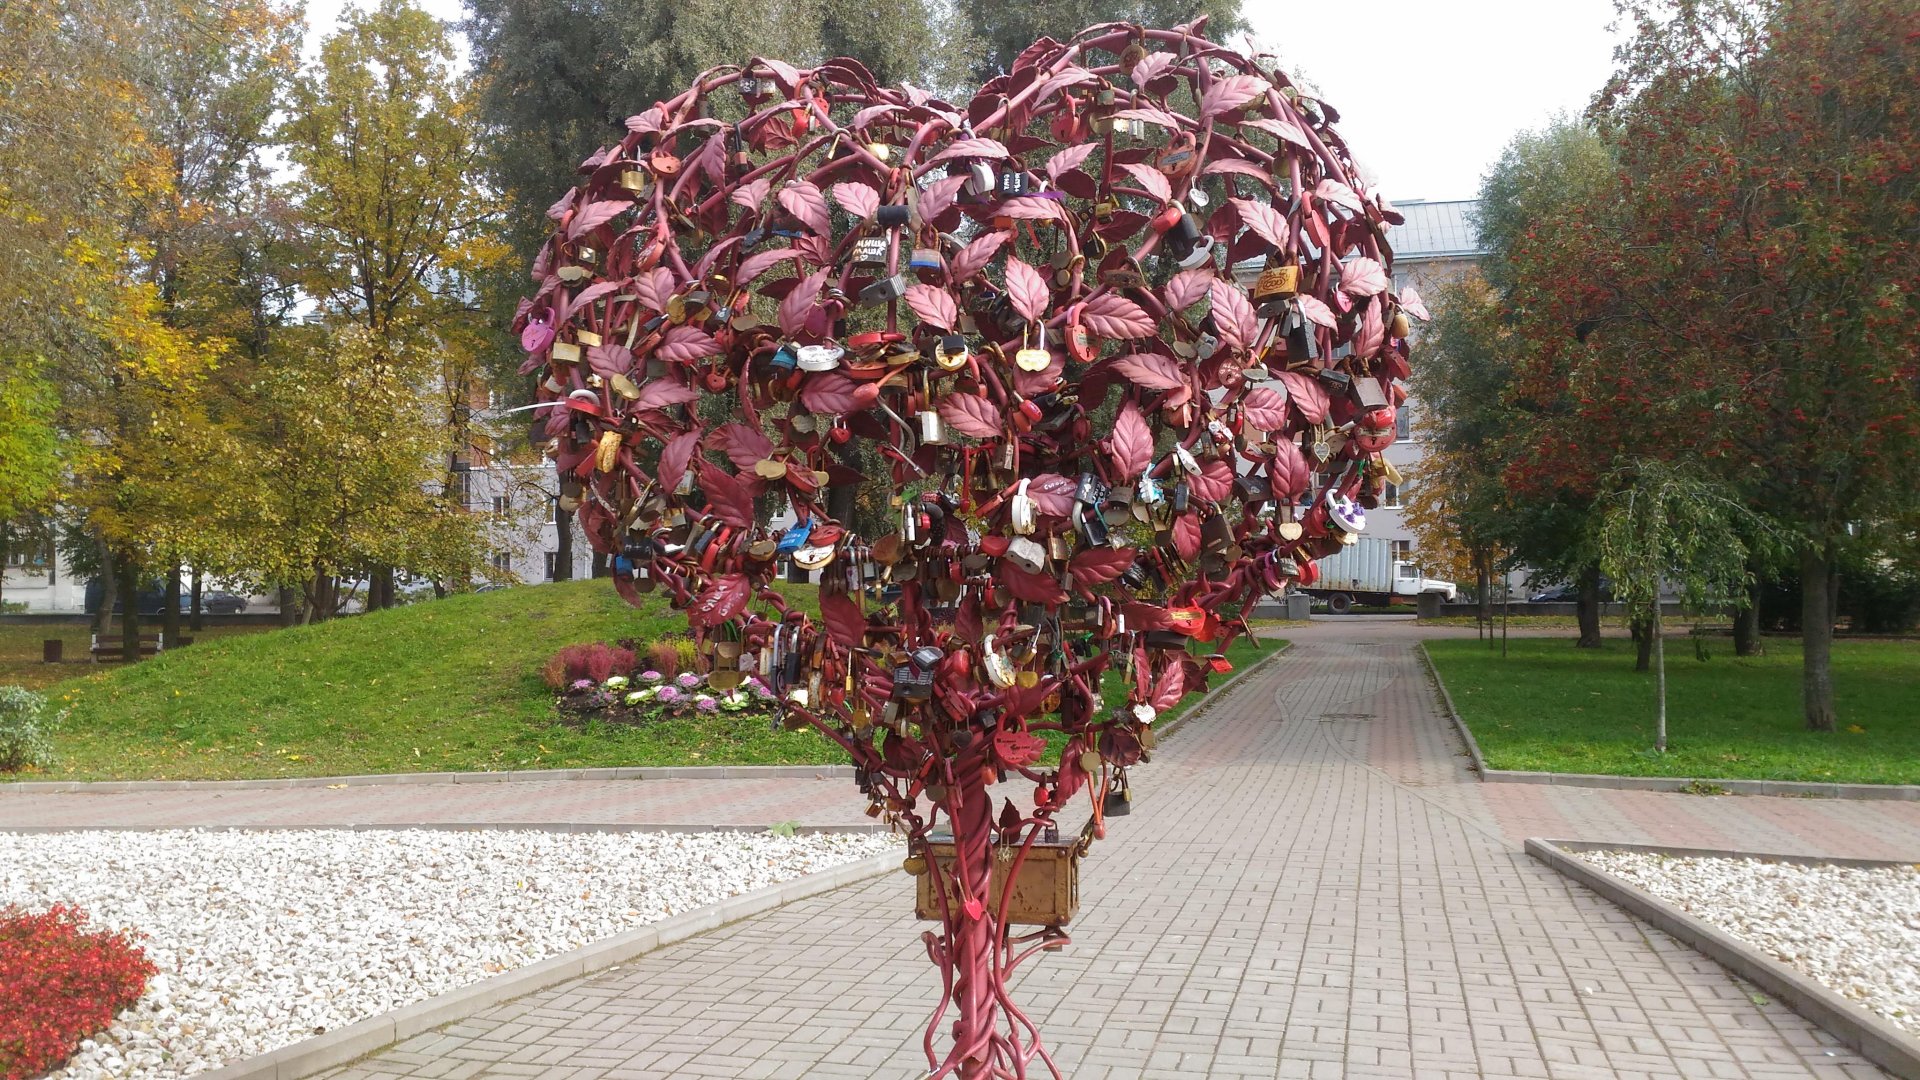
232;620;1909;1079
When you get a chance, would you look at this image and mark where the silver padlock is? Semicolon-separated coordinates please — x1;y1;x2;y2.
966;161;994;197
920;409;948;446
1009;478;1037;535
1006;535;1047;573
1195;330;1221;360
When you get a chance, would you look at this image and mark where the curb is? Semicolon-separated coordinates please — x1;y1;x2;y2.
1157;639;1292;742
1417;643;1920;801
194;849;900;1080
0;763;857;795
1526;838;1920;1080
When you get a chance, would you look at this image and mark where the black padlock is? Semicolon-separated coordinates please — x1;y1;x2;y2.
893;664;934;703
1073;472;1111;508
1318;367;1352;395
1233;474;1272;505
876;204;911;229
910;645;944;671
996;171;1031;197
1171;482;1190;513
1103;785;1131;817
1078;506;1110;546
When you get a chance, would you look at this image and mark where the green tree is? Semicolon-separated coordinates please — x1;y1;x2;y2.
960;0;1243;83
279;0;497;612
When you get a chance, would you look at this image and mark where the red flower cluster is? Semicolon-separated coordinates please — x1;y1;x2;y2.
0;904;157;1080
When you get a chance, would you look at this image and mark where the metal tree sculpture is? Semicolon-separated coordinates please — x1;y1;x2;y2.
514;19;1418;1078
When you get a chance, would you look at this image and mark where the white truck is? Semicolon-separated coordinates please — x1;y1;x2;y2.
1306;537;1457;613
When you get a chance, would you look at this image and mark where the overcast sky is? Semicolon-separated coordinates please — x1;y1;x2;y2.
304;0;1625;203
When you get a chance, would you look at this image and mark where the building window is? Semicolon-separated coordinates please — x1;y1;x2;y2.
1395;405;1413;440
1382;482;1401;508
544;552;559;582
491;551;512;574
491;496;508;516
1391;539;1414;561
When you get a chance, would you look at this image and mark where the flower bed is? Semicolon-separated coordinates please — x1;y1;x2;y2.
0;903;156;1080
556;669;780;727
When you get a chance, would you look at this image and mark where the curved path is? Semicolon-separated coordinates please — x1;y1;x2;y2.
252;621;1912;1079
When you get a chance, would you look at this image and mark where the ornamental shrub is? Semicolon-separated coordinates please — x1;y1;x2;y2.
0;687;59;773
0;904;157;1080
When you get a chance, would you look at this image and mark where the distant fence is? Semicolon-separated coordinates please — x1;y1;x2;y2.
0;612;283;627
1431;601;1695;619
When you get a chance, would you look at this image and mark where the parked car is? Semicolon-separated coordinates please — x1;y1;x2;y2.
1528;579;1613;603
200;591;249;614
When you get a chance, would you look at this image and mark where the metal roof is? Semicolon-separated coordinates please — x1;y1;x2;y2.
1386;199;1485;261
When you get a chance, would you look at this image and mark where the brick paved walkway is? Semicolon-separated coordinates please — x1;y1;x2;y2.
253;620;1912;1079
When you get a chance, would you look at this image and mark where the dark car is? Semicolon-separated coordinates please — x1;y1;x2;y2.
1529;579;1613;603
200;591;249;614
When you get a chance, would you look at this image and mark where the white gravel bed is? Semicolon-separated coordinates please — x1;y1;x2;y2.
0;828;900;1078
1582;850;1920;1035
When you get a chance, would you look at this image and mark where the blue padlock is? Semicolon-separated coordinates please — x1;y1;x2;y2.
775;520;812;556
770;345;798;373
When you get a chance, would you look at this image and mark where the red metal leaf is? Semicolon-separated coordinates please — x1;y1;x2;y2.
1128;51;1177;91
929;136;1010;164
778;269;827;336
1119;162;1171;205
1106;402;1153;477
632;267;677;313
632;377;702;410
915;176;968;228
689;573;751;629
799;370;862;415
566;198;629;240
1079;293;1154;340
1272;437;1312;497
1399;285;1431;321
655;325;721;363
624;108;664;135
697;462;756;528
1162;267;1213;312
1149;660;1186;712
1296;292;1337;329
1024;473;1077;517
731;176;771;211
1069;546;1135;588
1190;459;1233;503
737;247;802;286
1199;74;1266;118
905;284;960;330
1230;198;1289;250
820;592;869;649
994;727;1047;769
1354;297;1386;358
1201;157;1276;190
1243;115;1310;149
938;394;1002;438
1110;352;1185;390
995;196;1066;223
1045;143;1096;182
1241;386;1288;431
948;230;1009;282
658;427;704;491
1279;371;1329;425
1316;178;1366;213
830;181;880;220
1340;257;1389;297
714;422;773;470
1004;257;1051;322
778;181;832;236
1172;513;1201;561
1208;279;1257;352
997;560;1066;604
588;342;634;378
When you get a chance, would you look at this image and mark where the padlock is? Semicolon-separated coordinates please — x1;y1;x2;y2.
852;236;888;268
1171;482;1190;513
1157;132;1198;178
1253;264;1301;301
910;248;943;274
1009;478;1037;534
1137;473;1163;502
1119;40;1147;73
1195;330;1220;360
1074;473;1110;508
965;160;995;197
935;334;970;371
995;170;1031;197
1078;506;1110;546
1103;782;1131;817
1014;325;1051;372
1177;235;1215;270
618;168;648;194
1066;305;1096;360
982;639;1017;689
893;664;935;702
859;273;908;307
796;343;844;371
876;204;910;229
1233;473;1272;505
550;340;582;364
1006;535;1047;573
919;408;948;445
910;645;944;671
769;344;799;373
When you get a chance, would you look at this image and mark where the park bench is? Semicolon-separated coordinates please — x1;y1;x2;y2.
87;631;165;662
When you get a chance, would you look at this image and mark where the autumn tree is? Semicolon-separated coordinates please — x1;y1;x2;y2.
1573;0;1920;730
279;0;497;611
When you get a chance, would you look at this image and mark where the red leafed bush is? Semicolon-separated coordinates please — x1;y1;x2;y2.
0;904;156;1080
540;642;638;690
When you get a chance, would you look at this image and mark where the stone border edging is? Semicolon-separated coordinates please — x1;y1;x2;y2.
0;763;856;794
1527;838;1920;1080
194;849;899;1080
1417;642;1920;801
0;821;885;835
1156;639;1292;742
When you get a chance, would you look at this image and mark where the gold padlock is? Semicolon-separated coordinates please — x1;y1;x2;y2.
576;329;603;347
550;341;582;364
1014;325;1052;372
1252;264;1300;301
618;168;648;194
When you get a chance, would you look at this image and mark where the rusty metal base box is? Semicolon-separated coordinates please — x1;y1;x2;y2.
915;839;1080;927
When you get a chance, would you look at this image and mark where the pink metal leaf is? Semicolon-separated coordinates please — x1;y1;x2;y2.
715;422;773;471
1230;198;1289;250
1162;267;1213;311
1069;546;1136;588
1316;178;1366;212
587;342;634;378
938;394;1002;439
778;181;832;235
948;230;1010;282
830;182;880;221
732;176;771;211
1025;473;1078;517
1340;256;1389;297
1109;352;1185;390
1279;371;1329;425
1111;106;1184;129
915;175;968;226
1045;143;1096;182
929;136;1011;164
1272;438;1312;497
905;284;960;330
1079;293;1155;339
658;426;703;491
698;462;757;529
1201;157;1276;189
1399;285;1431;321
1199;74;1267;118
1171;513;1201;561
631;377;702;410
567;199;629;240
1106;402;1153;476
655;325;722;363
689;573;751;629
799;370;861;414
778;269;827;336
1004;257;1051;322
1119;162;1171;205
1241;386;1288;431
737;247;803;286
1208;278;1257;352
1242;115;1310;149
1296;292;1337;329
820;592;869;649
1189;458;1233;502
996;196;1066;222
1127;51;1177;90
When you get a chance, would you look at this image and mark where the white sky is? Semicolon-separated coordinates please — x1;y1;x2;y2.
303;0;1625;203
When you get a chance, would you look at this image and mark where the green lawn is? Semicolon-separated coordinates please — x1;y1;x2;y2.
0;621;273;691
1426;637;1920;784
7;579;1281;782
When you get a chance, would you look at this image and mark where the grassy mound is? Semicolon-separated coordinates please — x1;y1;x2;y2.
27;580;833;781
14;580;1278;782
